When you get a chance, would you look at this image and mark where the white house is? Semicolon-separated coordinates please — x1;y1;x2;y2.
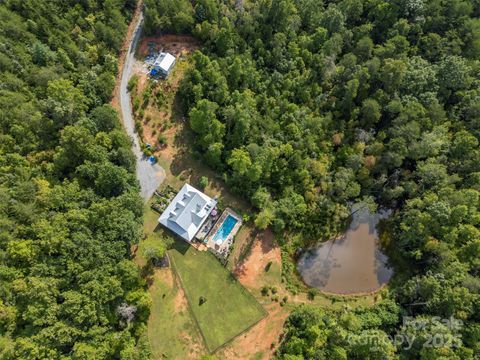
152;52;176;78
158;184;216;242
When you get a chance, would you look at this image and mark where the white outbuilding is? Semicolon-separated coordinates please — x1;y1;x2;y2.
152;52;176;78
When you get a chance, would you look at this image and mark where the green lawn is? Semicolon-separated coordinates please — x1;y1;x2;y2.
147;269;204;359
169;240;267;352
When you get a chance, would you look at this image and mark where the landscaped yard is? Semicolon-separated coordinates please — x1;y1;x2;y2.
168;240;267;352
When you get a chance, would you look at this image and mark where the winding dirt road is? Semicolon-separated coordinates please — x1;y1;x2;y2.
117;9;165;201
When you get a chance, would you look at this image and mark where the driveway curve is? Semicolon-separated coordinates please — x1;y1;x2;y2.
119;12;165;201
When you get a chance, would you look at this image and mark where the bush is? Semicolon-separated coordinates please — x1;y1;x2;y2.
261;286;269;296
158;133;167;146
307;288;318;300
135;120;142;133
270;286;278;294
155;90;165;108
127;74;139;92
142;146;152;157
133;96;140;111
199;176;209;190
142;87;152;103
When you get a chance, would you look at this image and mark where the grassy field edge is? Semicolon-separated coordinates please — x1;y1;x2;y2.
168;248;267;353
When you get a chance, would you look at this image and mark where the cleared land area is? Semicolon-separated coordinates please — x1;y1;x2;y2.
147;268;204;359
168;240;266;352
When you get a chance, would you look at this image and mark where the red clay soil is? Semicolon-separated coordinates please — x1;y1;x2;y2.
221;230;288;359
219;302;288;360
234;229;281;289
137;34;200;58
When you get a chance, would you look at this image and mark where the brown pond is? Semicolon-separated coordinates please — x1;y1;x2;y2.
297;207;393;295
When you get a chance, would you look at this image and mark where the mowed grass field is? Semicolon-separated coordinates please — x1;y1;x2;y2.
169;240;267;352
147;268;204;359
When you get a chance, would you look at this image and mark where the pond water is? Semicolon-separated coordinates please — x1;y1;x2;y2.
297;207;393;295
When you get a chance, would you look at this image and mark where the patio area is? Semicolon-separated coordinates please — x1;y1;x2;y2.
195;207;219;241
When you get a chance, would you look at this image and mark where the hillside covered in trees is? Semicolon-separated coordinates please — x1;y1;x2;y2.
145;0;480;358
0;1;151;359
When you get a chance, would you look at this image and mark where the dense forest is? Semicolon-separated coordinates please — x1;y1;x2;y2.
145;0;480;358
0;1;152;359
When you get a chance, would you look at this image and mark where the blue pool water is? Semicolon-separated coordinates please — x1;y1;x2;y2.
213;215;238;243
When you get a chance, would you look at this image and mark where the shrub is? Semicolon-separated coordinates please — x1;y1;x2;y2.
142;147;152;157
142;87;152;103
199;176;209;190
127;74;139;92
133;96;140;112
158;133;167;146
155;90;165;108
261;286;269;296
135;120;142;133
307;288;318;300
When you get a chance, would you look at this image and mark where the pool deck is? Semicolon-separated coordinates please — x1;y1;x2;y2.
204;208;242;259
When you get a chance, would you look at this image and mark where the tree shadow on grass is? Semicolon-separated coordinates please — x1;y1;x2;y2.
170;238;190;255
170;122;208;189
141;262;155;286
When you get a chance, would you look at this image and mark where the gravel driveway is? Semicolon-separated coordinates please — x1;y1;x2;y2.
119;12;165;201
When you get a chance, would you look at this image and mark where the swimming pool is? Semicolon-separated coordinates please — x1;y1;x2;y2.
213;215;238;244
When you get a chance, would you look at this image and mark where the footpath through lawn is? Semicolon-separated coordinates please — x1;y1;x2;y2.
169;240;267;352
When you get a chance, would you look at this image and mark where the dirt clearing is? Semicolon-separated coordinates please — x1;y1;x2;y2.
219;302;288;360
234;229;282;290
137;34;200;58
